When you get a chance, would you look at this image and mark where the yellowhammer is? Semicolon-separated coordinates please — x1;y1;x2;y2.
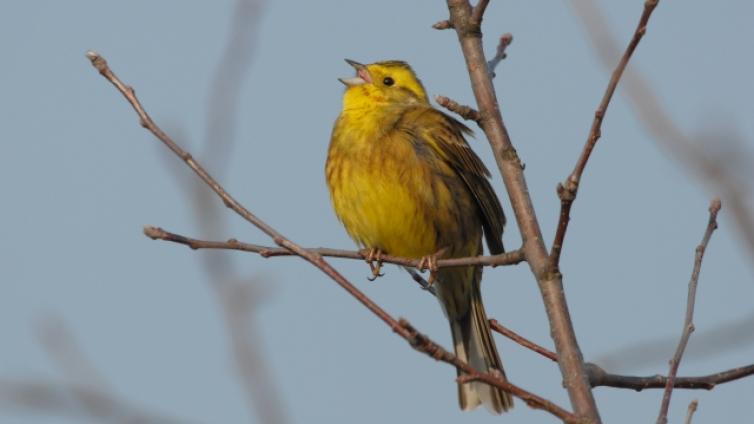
326;59;511;414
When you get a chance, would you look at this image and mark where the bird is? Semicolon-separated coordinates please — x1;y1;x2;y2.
325;59;512;414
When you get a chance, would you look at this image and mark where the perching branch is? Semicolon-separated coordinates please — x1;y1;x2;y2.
87;51;578;423
550;0;659;268
444;1;602;421
143;226;526;269
656;199;721;424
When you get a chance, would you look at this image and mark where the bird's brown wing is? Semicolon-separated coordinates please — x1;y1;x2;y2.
406;107;506;254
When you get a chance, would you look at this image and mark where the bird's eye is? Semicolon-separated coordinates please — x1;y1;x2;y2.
383;77;395;86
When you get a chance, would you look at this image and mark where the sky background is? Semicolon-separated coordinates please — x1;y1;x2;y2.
2;1;753;423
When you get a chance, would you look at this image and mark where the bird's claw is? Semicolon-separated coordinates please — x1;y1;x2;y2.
417;249;445;287
362;248;385;281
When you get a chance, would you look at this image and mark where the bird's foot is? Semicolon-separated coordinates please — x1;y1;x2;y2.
417;247;448;287
361;248;385;281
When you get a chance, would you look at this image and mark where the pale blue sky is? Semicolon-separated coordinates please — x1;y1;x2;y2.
1;1;753;423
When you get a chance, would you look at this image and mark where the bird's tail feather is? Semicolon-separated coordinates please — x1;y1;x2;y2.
450;283;513;414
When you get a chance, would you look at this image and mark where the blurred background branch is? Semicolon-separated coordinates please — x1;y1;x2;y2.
158;0;290;423
570;0;754;265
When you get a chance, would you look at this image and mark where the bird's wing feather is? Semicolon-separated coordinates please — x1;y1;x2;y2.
405;107;506;254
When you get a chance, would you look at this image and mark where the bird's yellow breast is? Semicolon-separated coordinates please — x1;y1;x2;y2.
326;106;462;259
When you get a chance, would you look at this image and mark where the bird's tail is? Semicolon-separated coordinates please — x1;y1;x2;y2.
448;279;513;414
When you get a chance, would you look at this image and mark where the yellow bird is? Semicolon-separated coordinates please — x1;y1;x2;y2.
325;59;512;414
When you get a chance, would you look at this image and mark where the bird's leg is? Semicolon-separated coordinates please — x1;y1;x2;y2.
361;247;385;281
417;247;448;287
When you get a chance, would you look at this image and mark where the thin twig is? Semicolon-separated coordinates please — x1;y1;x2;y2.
445;1;601;420
685;400;698;424
489;319;558;362
435;95;481;124
585;362;754;390
550;0;660;268
432;19;453;30
87;51;578;423
656;199;721;424
487;33;513;78
143;226;526;269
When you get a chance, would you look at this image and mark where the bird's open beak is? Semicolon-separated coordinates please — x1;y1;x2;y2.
339;59;372;86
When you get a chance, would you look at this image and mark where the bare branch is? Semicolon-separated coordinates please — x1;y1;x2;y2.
487;33;513;78
87;51;578;422
586;362;754;390
432;19;453;30
435;95;481;124
550;0;659;268
656;199;721;424
489;320;558;362
685;400;698;424
143;225;526;269
445;1;601;420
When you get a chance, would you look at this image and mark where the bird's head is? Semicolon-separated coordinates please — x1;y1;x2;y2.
339;59;429;109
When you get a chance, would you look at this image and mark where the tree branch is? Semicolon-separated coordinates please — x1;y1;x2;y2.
586;362;754;390
435;95;481;124
684;400;698;424
656;199;721;424
87;51;577;423
489;319;558;362
550;0;660;268
432;19;453;30
444;1;602;421
486;33;513;78
143;225;525;269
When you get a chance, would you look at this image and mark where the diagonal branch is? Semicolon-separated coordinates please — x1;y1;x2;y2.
143;225;525;269
489;319;558;362
656;199;721;424
86;51;578;423
444;1;602;421
550;0;659;268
